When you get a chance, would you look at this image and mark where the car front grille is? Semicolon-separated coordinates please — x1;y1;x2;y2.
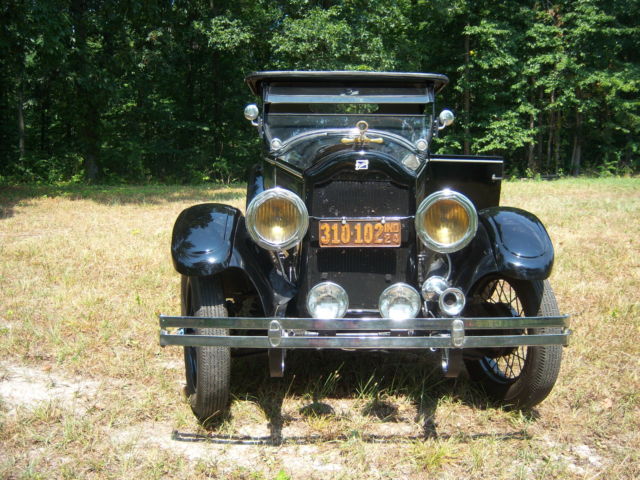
311;178;409;217
299;172;415;312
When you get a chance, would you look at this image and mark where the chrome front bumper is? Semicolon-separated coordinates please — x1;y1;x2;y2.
159;315;571;349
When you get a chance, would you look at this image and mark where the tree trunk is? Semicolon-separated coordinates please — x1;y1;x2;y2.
39;83;50;153
463;29;470;155
17;86;25;159
546;90;555;170
536;87;544;169
81;103;100;182
546;110;553;170
71;0;101;183
570;108;582;176
527;78;538;173
527;111;535;173
40;101;46;152
554;113;561;174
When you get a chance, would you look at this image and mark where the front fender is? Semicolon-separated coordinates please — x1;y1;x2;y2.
171;203;294;316
171;203;240;277
479;207;554;280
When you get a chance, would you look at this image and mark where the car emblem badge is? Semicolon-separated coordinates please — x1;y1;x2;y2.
355;159;369;170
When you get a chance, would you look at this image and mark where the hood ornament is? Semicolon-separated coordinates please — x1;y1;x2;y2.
341;120;383;145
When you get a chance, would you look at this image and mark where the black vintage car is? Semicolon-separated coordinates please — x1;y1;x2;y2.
159;71;570;424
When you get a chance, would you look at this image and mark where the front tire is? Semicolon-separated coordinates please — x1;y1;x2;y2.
182;276;231;425
464;278;562;409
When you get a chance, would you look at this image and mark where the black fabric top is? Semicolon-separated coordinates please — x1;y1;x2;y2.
245;71;449;96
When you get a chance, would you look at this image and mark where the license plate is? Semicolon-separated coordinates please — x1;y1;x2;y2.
318;220;401;248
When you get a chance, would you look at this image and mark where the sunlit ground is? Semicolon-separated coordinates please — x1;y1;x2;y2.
0;178;638;479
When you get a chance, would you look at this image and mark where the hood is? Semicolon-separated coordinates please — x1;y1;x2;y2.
273;131;424;177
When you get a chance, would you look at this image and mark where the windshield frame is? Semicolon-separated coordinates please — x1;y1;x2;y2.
264;84;435;105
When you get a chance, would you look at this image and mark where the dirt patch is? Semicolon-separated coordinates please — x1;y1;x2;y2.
0;362;100;414
113;420;347;477
0;360;622;479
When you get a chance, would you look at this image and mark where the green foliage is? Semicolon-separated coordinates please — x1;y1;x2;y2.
273;471;291;480
0;0;638;183
270;2;404;71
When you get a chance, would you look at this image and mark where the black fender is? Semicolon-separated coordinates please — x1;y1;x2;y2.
449;223;498;294
480;207;554;280
450;207;554;294
171;203;295;315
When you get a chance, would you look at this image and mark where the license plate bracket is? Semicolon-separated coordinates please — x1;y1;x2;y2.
318;219;402;248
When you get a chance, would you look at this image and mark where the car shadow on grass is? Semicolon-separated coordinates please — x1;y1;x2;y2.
172;349;536;446
171;428;531;446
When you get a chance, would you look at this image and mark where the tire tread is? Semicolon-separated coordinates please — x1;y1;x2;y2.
183;276;231;424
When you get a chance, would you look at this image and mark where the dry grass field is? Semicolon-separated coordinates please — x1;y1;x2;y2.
0;178;638;479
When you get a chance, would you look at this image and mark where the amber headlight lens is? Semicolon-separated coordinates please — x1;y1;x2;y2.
246;188;309;251
415;190;477;253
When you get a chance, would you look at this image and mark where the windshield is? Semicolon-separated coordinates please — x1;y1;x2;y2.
263;83;434;145
263;111;432;171
261;83;434;169
265;112;430;145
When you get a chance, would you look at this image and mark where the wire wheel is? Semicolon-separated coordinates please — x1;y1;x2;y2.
478;279;526;382
464;278;563;409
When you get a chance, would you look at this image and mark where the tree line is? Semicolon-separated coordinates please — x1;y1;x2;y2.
1;0;638;184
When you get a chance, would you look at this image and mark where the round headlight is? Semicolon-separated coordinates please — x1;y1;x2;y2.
415;190;477;253
307;282;349;319
246;188;309;251
379;283;421;320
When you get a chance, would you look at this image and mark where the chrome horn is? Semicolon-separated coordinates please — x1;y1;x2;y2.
422;276;466;317
421;276;448;301
438;287;466;317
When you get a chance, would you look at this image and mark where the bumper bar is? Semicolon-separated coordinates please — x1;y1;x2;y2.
159;315;571;349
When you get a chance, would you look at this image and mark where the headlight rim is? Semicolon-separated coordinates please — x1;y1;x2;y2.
415;189;478;253
246;187;309;251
